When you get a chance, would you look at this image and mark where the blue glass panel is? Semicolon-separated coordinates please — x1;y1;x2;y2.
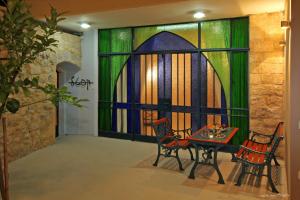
112;89;117;132
200;55;208;127
191;53;200;132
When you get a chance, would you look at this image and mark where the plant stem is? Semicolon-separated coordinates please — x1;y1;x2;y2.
20;98;51;108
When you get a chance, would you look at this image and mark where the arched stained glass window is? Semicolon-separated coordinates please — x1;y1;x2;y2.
98;17;249;145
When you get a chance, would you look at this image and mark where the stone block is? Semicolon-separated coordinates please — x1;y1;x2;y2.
261;74;284;85
260;63;284;74
250;74;262;85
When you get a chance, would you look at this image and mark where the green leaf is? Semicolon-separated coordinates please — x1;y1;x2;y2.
31;77;39;87
6;98;20;113
23;78;31;86
22;87;31;96
0;92;7;103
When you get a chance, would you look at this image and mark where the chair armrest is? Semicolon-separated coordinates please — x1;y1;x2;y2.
159;134;177;143
172;128;192;138
249;130;272;142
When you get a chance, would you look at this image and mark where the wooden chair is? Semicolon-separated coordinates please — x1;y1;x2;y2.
235;130;284;193
151;117;194;171
237;122;284;166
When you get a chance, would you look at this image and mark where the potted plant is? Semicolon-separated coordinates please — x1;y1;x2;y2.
0;0;84;199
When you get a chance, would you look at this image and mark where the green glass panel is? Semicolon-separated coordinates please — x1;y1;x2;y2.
110;55;129;99
204;51;230;109
98;55;129;131
111;28;132;52
230;52;248;145
201;20;230;48
99;30;111;53
134;23;198;49
99;57;111;131
231;18;249;48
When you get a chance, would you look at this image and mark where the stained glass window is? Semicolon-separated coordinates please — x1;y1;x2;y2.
98;17;249;145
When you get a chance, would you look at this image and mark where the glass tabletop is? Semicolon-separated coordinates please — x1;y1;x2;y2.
188;127;239;144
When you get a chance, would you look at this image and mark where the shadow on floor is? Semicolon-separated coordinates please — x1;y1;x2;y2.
134;153;288;200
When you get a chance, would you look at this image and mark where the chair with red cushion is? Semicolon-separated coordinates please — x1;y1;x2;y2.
151;117;194;171
235;130;284;193
236;122;283;166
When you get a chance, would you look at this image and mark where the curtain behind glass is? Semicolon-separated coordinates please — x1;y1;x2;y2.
230;18;249;145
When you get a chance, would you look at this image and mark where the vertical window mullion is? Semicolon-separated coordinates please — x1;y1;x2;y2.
183;53;186;132
177;53;179;131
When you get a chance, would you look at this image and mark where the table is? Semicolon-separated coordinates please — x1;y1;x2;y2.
188;126;239;184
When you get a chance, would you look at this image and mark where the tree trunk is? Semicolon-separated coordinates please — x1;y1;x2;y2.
0;117;7;200
2;118;9;200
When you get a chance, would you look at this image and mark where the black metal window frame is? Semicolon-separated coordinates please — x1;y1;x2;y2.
98;16;250;143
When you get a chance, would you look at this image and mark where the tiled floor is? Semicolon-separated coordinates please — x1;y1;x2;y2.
9;135;288;200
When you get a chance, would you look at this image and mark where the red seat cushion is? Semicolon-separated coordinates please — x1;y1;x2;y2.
236;140;267;164
164;139;190;148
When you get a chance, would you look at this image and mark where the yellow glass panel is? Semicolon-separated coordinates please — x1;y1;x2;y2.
134;23;198;50
214;73;221;109
207;62;214;108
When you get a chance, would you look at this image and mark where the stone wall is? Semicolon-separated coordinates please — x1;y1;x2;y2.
249;12;285;157
0;32;81;161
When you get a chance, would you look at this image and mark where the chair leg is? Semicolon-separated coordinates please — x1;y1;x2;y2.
267;163;279;193
187;147;194;161
255;166;264;187
153;145;161;167
236;163;246;186
273;156;280;166
231;153;237;162
175;148;184;171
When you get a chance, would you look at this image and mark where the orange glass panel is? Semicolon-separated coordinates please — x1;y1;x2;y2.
178;54;184;106
140;110;158;136
146;55;152;104
172;112;178;130
214;73;222;125
185;54;191;106
172;54;178;105
207;62;214;108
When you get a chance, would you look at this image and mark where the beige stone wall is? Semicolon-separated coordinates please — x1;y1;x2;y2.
249;12;285;157
0;32;81;161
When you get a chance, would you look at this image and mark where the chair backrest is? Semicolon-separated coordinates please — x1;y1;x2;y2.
270;122;284;144
267;128;284;163
151;118;173;142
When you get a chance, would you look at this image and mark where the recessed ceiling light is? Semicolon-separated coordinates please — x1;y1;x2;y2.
193;11;205;19
80;23;91;29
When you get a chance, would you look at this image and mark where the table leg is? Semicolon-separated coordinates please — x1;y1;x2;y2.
188;144;199;179
213;147;225;184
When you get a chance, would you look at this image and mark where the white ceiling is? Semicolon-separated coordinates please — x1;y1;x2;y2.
28;0;285;32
